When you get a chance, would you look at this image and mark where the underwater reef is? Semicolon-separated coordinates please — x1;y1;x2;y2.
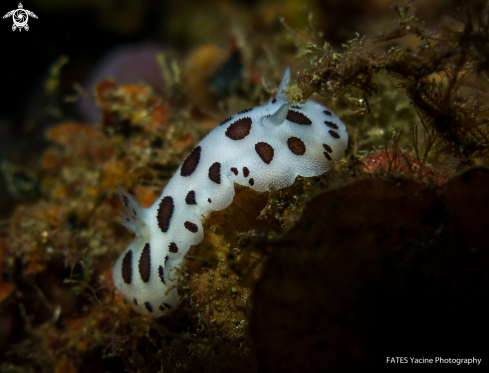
1;0;489;372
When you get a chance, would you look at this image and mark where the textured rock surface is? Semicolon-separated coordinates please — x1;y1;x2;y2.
251;170;489;372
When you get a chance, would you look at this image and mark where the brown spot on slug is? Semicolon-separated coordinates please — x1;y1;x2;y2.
157;196;174;233
209;162;221;184
122;250;132;284
181;146;201;176
139;243;151;283
325;121;339;130
323;144;333;153
329;130;340;139
287;110;312;125
169;242;178;253
158;265;165;284
225;117;252;140
255;142;274;164
287;137;306;155
185;190;197;205
184;221;198;233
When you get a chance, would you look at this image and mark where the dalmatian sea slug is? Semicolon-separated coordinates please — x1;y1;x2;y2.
113;68;348;316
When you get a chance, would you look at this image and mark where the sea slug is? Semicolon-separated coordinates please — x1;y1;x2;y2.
113;67;348;316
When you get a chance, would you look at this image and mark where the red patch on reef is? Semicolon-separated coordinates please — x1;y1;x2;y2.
0;282;14;302
95;80;120;111
46;122;99;147
360;150;446;182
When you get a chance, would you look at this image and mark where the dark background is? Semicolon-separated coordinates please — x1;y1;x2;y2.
0;0;471;217
1;0;168;158
0;0;172;216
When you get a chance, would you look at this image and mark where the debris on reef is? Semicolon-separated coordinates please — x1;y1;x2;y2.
0;1;488;372
288;0;489;173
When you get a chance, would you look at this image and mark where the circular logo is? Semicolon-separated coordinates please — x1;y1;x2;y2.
12;8;29;28
3;3;38;32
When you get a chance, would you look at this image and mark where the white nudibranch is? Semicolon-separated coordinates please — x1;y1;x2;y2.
113;67;348;316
